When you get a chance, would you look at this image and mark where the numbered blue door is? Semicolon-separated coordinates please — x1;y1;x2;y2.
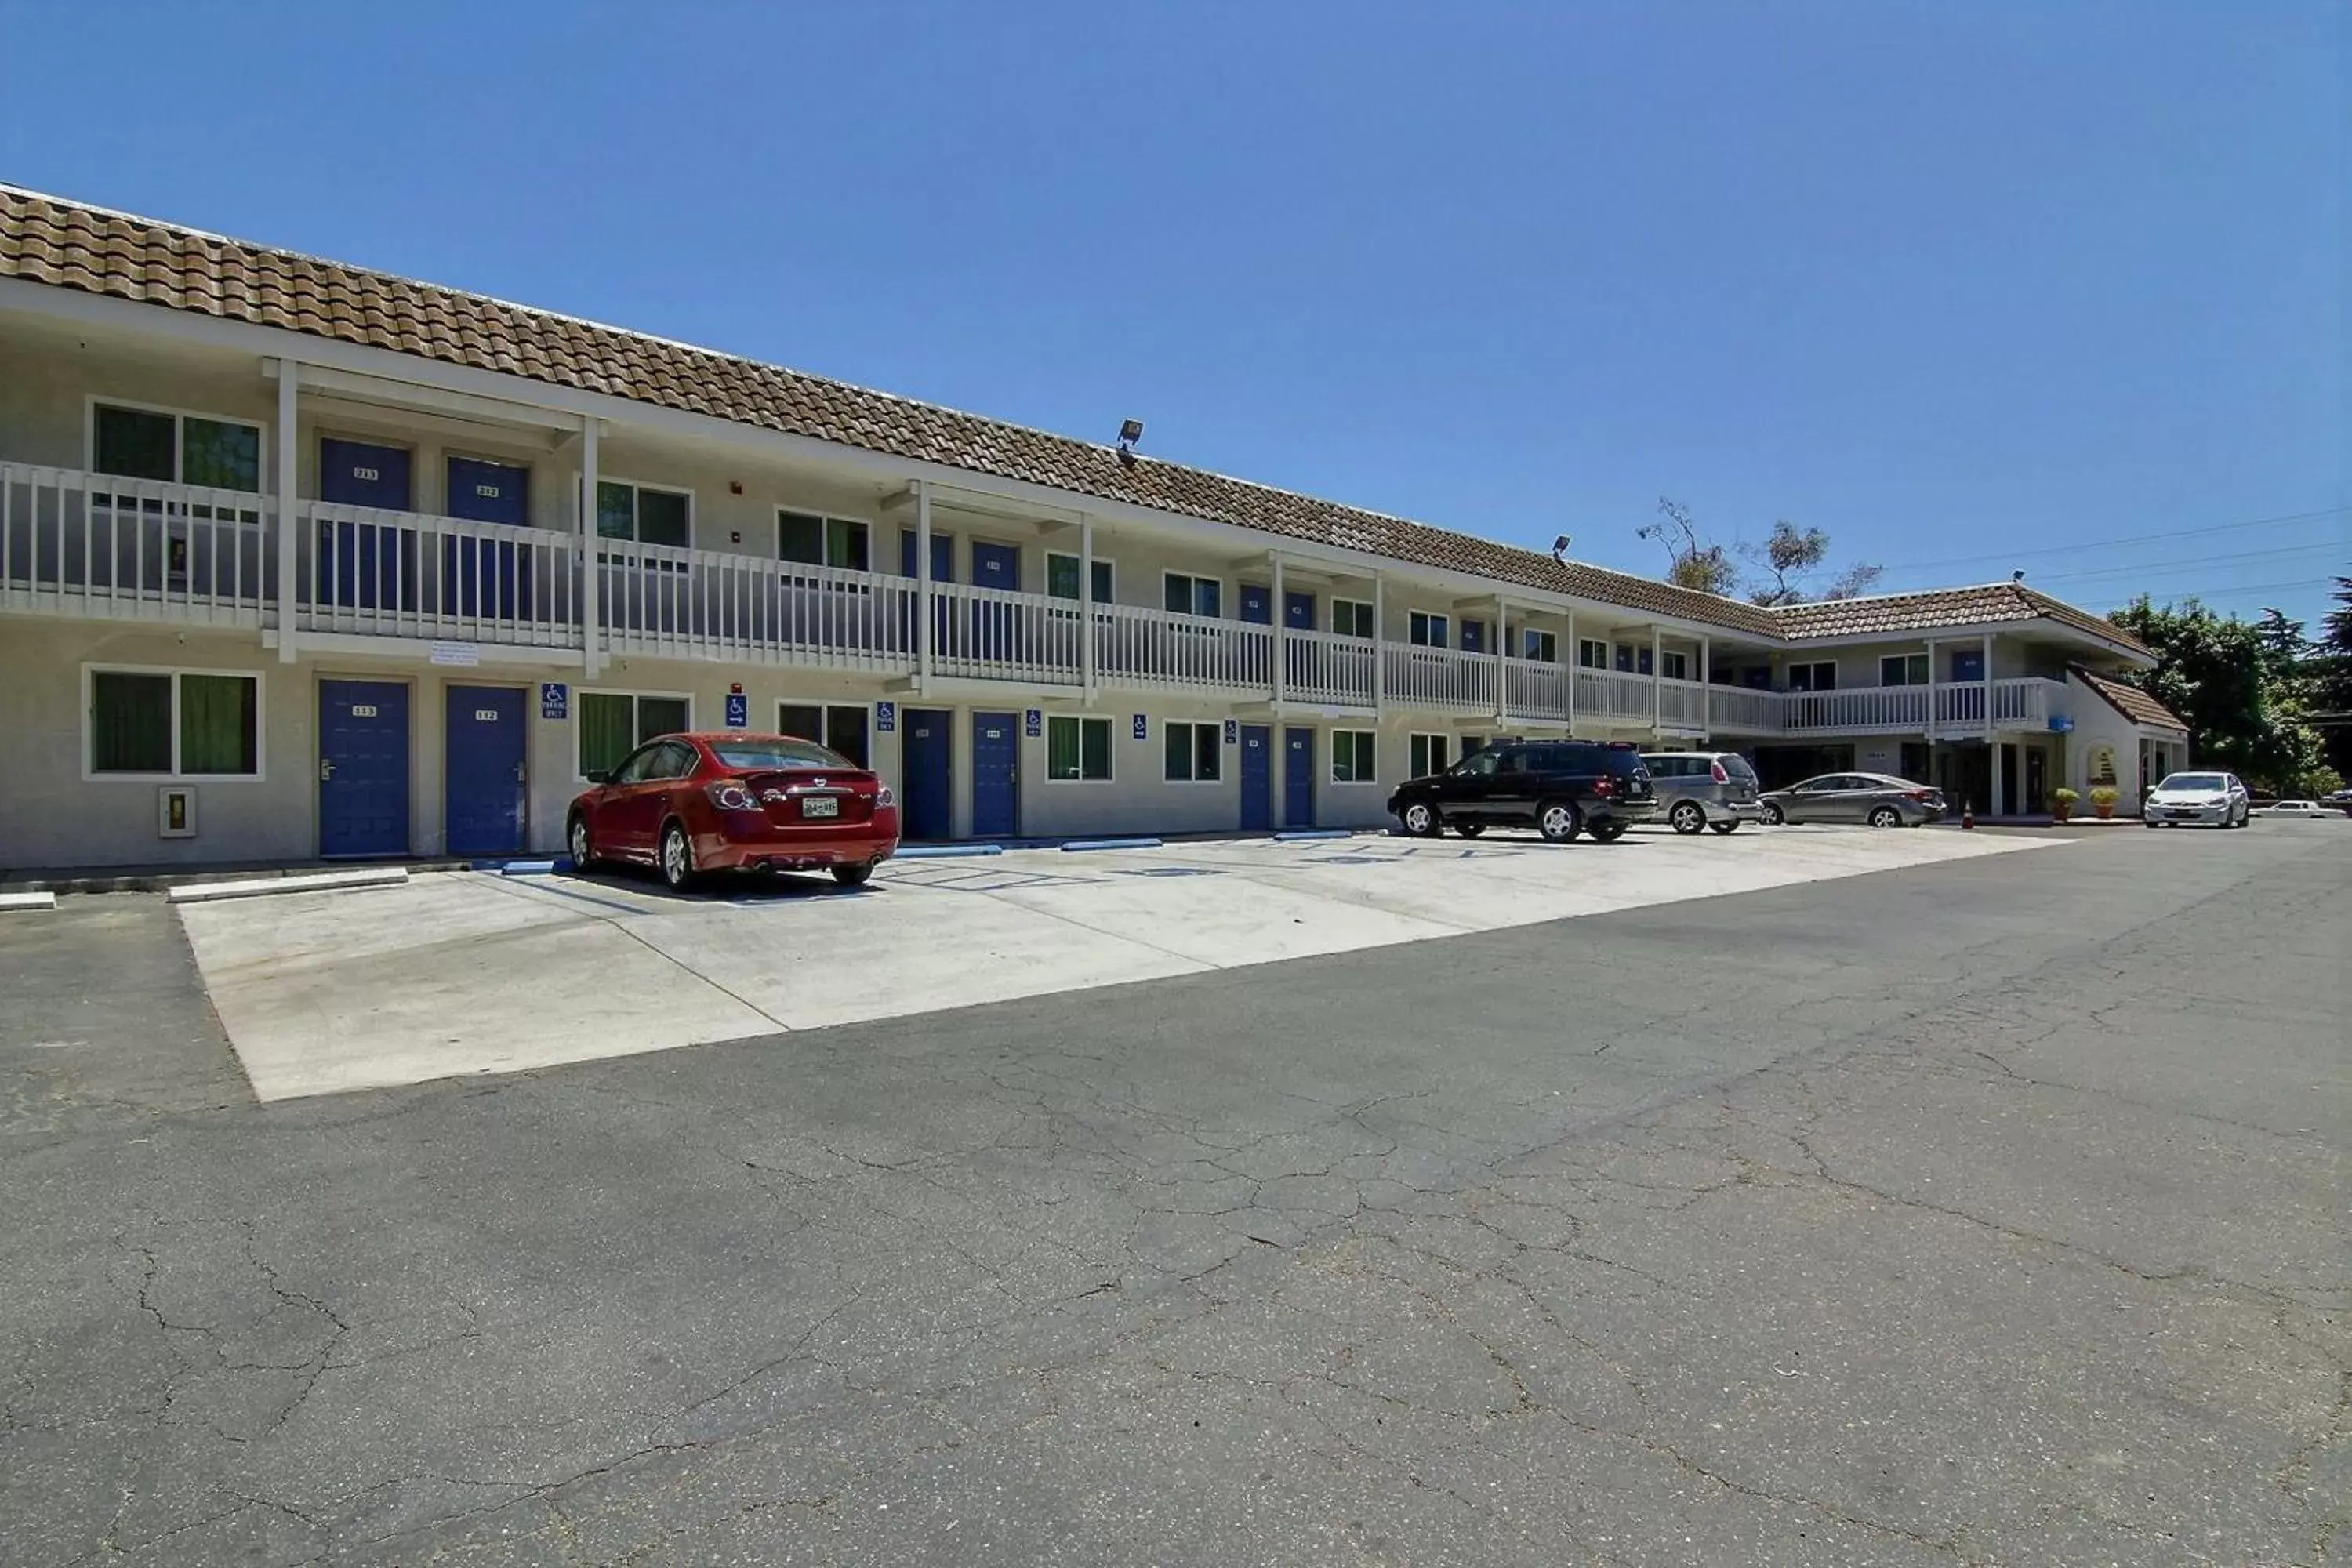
969;542;1021;664
898;529;955;580
444;685;526;857
444;456;533;622
317;439;415;612
902;708;953;840
971;711;1020;840
1238;585;1271;624
319;680;410;858
1283;727;1316;829
1240;724;1273;832
1460;617;1486;654
1283;590;1317;630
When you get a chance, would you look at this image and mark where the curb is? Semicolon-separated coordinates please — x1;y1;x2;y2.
1061;837;1164;853
1272;829;1354;842
168;868;411;906
895;844;1005;860
0;891;57;913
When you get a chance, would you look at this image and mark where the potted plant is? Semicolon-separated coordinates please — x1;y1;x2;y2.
2088;785;2119;820
2052;786;2078;823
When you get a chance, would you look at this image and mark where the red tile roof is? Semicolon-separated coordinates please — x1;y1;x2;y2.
2071;666;2189;731
1766;582;2151;655
0;186;2144;655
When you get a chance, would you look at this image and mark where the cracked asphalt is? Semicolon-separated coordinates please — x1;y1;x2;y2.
2;825;2346;1566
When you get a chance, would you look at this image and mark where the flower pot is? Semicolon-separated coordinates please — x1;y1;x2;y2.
2093;802;2114;820
2053;803;2073;823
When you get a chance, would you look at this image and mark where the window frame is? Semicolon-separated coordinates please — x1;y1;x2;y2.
1660;649;1690;682
777;508;874;572
1408;611;1450;649
1576;638;1610;670
597;477;696;550
1045;551;1116;605
776;701;873;768
1522;629;1558;664
575;689;695;782
1331;598;1375;639
81;663;267;782
1160;571;1225;620
1045;714;1116;784
1786;661;1839;692
1330;729;1379;784
1161;720;1224;784
1878;653;1931;688
85;396;270;495
1409;732;1453;779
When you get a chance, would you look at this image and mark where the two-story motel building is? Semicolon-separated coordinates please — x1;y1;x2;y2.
0;188;2192;870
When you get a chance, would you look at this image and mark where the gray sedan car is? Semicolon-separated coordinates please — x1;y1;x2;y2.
1759;772;1947;827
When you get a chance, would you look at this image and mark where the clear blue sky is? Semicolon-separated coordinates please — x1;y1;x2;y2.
5;2;2343;627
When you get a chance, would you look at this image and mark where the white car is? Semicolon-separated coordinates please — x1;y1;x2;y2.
2143;771;2250;828
2255;800;2335;818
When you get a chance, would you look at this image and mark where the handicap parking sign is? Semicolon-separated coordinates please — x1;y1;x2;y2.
1132;714;1148;741
724;692;749;728
1223;718;1237;746
876;702;895;733
539;682;568;720
1025;709;1043;738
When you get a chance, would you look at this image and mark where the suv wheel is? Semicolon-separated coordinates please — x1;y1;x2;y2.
1669;801;1706;835
1761;801;1785;826
1537;800;1584;844
1867;805;1903;828
1588;818;1628;844
1399;800;1441;837
1708;820;1740;835
1454;822;1485;839
659;821;698;891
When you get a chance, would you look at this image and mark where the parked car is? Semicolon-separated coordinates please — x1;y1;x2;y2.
1388;739;1657;844
1639;751;1763;835
568;732;900;891
2322;788;2352;817
1758;773;1947;827
2143;771;2250;829
2255;800;2334;818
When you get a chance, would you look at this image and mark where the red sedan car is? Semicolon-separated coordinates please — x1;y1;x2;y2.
567;732;898;891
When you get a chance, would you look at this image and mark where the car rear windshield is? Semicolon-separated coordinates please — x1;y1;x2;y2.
1718;755;1758;782
2159;774;2225;792
709;739;851;771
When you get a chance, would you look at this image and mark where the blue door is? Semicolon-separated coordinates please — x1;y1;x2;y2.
969;542;1021;663
898;529;955;580
318;439;415;612
902;708;953;840
1283;590;1317;630
1283;727;1316;829
1950;648;1985;682
444;456;532;621
319;680;410;858
1240;724;1273;832
971;711;1020;840
444;684;527;857
1238;585;1271;624
1460;617;1486;654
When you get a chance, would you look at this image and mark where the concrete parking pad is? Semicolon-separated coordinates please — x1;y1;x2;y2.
180;825;2053;1100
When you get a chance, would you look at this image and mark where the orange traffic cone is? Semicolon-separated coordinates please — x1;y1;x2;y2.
1961;799;1975;830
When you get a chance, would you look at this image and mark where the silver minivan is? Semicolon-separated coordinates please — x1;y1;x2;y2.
1639;752;1764;834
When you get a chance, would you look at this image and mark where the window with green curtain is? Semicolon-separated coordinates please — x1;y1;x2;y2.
637;489;690;549
597;481;638;541
90;671;173;773
778;510;826;565
1080;718;1111;779
177;674;257;775
1049;717;1111;781
579;694;637;778
180;418;260;492
826;517;869;571
637;696;689;742
94;406;176;481
1048;556;1112;602
1163;723;1192;781
1333;731;1376;782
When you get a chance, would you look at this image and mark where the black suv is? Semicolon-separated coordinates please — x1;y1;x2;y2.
1387;740;1657;843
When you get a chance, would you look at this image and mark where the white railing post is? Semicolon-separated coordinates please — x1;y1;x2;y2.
1651;626;1662;735
1272;552;1286;706
1700;634;1710;738
1565;607;1577;735
1980;632;1994;743
580;417;601;677
274;360;299;662
916;479;934;692
1080;513;1095;699
1372;575;1385;714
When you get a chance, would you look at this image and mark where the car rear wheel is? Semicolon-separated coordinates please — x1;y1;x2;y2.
567;814;596;869
1588;818;1628;844
832;863;874;888
1400;800;1440;837
1708;820;1740;835
659;821;697;891
1761;801;1785;826
1669;801;1706;835
1537;800;1583;844
1867;805;1903;828
1454;822;1485;838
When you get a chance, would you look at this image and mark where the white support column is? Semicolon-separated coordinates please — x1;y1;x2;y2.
1980;631;1994;742
579;417;601;678
1700;634;1711;738
1565;607;1577;735
1495;599;1509;723
1651;626;1663;736
273;360;299;663
916;479;935;692
1080;514;1096;700
1925;637;1940;789
1371;574;1385;713
1271;552;1287;706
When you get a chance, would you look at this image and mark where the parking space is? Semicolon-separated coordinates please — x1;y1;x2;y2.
179;824;2055;1101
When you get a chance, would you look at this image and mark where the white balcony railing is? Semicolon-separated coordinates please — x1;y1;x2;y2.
2;463;274;626
1574;667;1655;724
1283;627;1377;707
301;500;581;647
597;539;917;669
1095;604;1273;694
1784;684;1928;733
1704;684;1781;733
1501;656;1566;720
1658;677;1707;730
1384;643;1495;713
934;579;1084;684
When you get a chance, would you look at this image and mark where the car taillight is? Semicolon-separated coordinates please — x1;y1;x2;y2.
1593;776;1615;797
876;786;896;808
1905;789;1933;801
1710;761;1729;783
706;780;758;811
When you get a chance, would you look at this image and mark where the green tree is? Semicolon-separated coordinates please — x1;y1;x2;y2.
1639;497;1738;597
2109;596;2321;793
1744;519;1884;606
2309;576;2352;781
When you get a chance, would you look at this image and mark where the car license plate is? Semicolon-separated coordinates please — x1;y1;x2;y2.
802;796;840;818
2169;810;2194;819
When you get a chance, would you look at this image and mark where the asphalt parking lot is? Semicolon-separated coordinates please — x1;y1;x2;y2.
177;823;2053;1099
